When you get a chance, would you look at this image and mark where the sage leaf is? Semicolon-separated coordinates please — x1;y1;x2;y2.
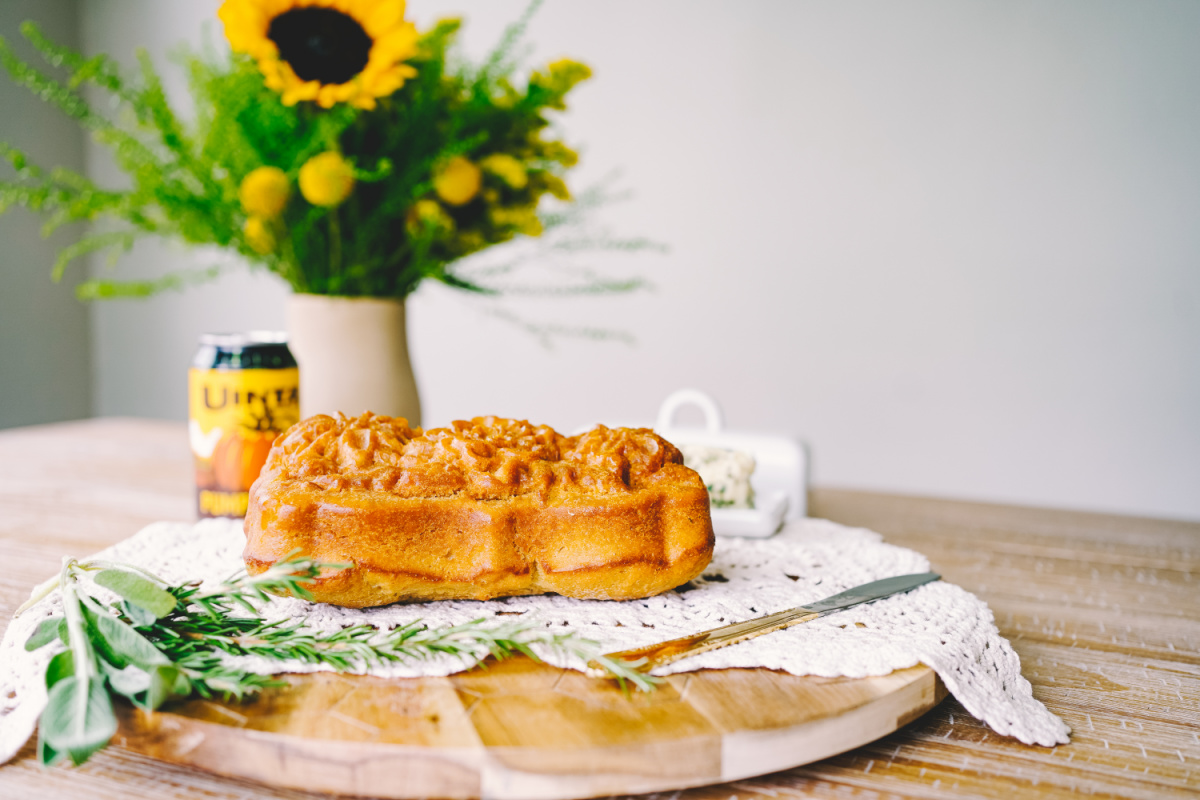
82;606;169;671
143;664;183;711
25;617;64;651
44;650;75;691
97;659;184;711
120;599;157;628
170;668;192;697
101;661;151;699
37;736;62;767
38;675;117;766
94;569;177;618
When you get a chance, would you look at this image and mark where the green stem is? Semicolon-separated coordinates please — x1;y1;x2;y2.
280;235;304;293
59;560;93;683
14;574;60;617
58;559;97;748
329;207;342;290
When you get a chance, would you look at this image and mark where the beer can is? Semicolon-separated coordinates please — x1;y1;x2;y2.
188;332;300;518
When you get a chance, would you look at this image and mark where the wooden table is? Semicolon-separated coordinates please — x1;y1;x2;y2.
0;418;1196;799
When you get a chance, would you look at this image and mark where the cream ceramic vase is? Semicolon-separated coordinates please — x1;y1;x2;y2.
286;293;422;426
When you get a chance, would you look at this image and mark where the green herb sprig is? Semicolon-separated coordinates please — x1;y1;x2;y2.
19;553;658;767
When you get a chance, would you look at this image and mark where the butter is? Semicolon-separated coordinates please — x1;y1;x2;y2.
680;444;756;508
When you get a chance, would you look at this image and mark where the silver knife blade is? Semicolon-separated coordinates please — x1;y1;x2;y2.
798;572;942;614
589;572;940;676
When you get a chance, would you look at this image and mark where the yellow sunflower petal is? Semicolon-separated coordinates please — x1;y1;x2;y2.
370;26;419;65
219;3;272;55
316;84;338;108
281;75;321;105
366;68;405;98
361;0;407;37
220;0;416;108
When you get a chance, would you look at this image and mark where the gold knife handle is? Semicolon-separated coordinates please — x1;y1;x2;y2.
587;607;821;677
585;572;941;680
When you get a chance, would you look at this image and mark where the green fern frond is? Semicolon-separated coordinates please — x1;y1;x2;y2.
51;230;140;281
76;265;224;299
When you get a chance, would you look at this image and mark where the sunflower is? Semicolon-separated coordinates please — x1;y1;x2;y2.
219;0;418;109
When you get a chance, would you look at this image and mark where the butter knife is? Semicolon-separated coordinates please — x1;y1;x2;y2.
589;572;940;676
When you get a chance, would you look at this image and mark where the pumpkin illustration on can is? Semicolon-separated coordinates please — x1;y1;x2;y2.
212;429;278;492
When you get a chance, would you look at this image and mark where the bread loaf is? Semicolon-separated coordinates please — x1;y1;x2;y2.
243;412;714;607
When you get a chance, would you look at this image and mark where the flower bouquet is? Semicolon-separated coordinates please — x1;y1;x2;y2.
0;0;648;421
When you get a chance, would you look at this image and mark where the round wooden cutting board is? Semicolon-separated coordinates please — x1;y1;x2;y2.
114;659;945;799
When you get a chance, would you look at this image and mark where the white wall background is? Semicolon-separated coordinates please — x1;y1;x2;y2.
9;0;1200;520
0;0;90;429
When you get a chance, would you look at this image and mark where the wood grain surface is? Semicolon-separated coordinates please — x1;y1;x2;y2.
111;661;942;799
1;418;1198;799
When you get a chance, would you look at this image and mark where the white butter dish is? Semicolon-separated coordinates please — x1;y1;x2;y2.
583;389;808;538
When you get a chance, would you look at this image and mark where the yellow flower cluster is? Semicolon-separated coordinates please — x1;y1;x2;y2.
238;151;356;254
404;142;581;260
212;1;594;281
406;198;453;233
480;154;527;190
389;55;592;259
530;59;593;110
239;166;288;254
490;206;543;237
238;140;570;258
243;216;276;254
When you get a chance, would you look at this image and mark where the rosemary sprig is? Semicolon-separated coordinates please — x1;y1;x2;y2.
20;554;658;767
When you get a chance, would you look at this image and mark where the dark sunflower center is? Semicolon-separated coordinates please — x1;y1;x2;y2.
267;7;372;85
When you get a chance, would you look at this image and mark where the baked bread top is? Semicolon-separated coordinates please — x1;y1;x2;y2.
244;412;714;606
266;412;687;501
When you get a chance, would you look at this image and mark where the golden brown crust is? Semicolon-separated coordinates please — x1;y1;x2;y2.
243;412;714;606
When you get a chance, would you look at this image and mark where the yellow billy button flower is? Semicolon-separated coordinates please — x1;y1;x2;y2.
540;173;571;201
238;166;290;218
547;59;592;87
539;140;579;168
480;153;527;190
433;156;482;206
531;59;592;109
457;230;486;254
243;216;276;254
405;198;454;235
299;152;355;207
491;206;544;237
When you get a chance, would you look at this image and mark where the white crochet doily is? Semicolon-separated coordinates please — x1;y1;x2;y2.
0;517;1070;764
